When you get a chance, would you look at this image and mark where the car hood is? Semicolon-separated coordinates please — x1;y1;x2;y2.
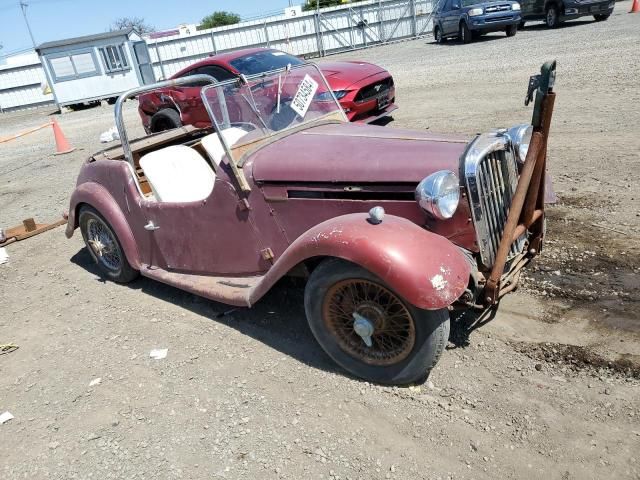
319;61;388;90
250;123;471;184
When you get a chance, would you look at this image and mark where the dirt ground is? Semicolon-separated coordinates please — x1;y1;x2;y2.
1;7;639;479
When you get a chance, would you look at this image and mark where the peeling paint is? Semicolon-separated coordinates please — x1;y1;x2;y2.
431;274;447;291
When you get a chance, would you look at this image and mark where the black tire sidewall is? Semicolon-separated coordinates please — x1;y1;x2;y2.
546;6;558;27
151;108;182;133
304;259;450;385
434;26;442;43
460;22;472;43
79;206;138;283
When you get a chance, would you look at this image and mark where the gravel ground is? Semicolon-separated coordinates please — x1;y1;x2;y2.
1;7;639;479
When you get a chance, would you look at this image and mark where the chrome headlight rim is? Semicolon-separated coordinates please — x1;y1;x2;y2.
415;170;461;220
507;123;533;164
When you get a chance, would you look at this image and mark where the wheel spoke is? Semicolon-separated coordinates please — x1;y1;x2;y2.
322;278;416;366
86;217;121;272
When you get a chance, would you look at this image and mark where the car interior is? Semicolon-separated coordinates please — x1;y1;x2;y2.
138;127;249;203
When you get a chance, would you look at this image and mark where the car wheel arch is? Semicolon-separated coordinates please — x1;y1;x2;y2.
150;107;182;133
67;183;142;270
545;1;562;16
247;213;471;310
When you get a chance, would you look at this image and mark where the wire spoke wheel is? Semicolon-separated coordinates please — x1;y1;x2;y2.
86;217;122;272
322;279;416;366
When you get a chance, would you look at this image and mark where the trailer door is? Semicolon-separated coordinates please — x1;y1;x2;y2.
132;41;156;85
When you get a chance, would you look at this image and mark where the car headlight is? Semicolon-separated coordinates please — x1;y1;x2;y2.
317;90;348;101
507;124;533;164
468;7;484;16
512;2;521;10
415;171;460;220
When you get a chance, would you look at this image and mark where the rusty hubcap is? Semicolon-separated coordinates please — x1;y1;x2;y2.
322;279;416;366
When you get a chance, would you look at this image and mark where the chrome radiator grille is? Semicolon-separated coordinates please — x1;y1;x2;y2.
465;137;527;267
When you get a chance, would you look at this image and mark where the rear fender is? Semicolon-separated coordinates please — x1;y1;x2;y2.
66;182;141;269
249;213;471;310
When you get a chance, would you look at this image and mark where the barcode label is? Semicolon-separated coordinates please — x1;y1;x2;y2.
290;74;319;119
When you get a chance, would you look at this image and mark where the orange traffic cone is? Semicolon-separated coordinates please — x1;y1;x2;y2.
50;118;75;155
631;0;640;12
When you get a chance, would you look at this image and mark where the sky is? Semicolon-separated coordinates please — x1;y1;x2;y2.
0;0;300;55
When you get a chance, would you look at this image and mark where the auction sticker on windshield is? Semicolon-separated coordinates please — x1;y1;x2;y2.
291;74;319;118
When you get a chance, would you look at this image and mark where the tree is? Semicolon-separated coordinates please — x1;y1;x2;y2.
198;11;241;30
111;17;155;34
302;0;350;11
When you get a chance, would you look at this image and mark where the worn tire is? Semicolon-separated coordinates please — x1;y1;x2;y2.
545;4;560;28
506;24;518;36
79;206;139;284
459;22;472;43
150;108;182;133
593;14;610;21
304;258;450;385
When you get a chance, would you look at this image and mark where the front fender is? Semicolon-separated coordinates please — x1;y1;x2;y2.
250;213;471;310
66;182;141;269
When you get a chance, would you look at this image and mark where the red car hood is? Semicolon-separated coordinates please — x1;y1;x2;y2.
250;123;471;184
319;61;388;90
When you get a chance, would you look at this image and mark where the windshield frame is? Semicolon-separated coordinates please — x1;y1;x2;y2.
200;62;347;192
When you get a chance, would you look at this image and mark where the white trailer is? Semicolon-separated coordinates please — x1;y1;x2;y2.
36;29;155;109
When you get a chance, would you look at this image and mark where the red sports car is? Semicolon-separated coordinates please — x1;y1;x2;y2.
138;48;397;133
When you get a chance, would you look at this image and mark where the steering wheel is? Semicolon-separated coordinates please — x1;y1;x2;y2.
269;100;297;131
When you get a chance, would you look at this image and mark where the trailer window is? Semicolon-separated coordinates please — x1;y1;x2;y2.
47;49;100;82
99;45;130;74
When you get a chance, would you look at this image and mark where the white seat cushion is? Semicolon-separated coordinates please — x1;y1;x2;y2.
201;127;249;166
140;145;215;203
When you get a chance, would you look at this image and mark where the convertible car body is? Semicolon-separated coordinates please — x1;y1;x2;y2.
67;61;557;385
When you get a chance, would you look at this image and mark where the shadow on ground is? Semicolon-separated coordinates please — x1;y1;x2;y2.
71;246;497;380
71;247;341;376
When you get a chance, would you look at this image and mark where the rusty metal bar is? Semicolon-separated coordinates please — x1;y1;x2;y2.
522;93;555;228
482;83;556;304
483;132;544;303
512;209;543;241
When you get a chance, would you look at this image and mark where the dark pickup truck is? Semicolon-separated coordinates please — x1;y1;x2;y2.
519;0;614;28
433;0;522;43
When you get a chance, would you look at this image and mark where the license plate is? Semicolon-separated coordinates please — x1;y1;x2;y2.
377;94;390;110
590;5;599;11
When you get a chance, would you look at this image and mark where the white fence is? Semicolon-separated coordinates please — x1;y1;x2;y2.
0;59;54;112
0;0;434;112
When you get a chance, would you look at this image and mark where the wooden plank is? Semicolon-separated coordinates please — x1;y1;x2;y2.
0;218;66;247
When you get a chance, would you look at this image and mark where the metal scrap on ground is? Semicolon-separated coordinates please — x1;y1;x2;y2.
0;218;66;248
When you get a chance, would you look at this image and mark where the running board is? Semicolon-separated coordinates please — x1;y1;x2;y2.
140;265;262;307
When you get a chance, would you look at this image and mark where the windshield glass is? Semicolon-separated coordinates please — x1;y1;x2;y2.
462;0;482;5
201;63;347;165
229;50;305;76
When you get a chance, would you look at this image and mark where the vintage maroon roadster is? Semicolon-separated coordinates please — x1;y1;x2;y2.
66;61;556;385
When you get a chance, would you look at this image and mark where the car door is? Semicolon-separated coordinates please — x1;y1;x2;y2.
443;0;458;35
142;176;273;276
